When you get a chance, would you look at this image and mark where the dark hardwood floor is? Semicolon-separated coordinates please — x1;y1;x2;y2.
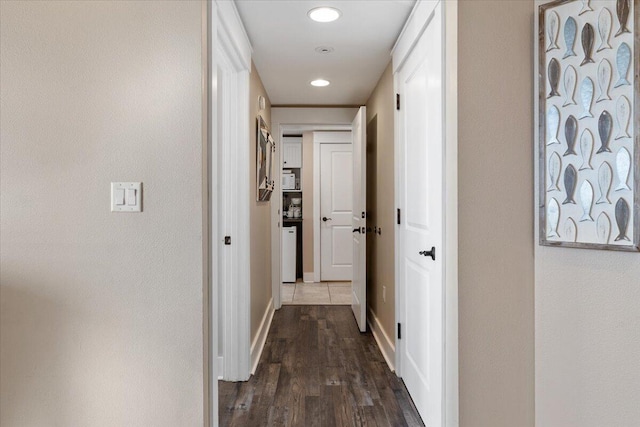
219;305;424;427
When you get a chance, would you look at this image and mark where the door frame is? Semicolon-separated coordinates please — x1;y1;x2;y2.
314;131;353;283
209;0;252;388
392;0;459;425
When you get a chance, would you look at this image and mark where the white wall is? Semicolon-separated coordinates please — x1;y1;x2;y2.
0;2;205;426
534;2;640;426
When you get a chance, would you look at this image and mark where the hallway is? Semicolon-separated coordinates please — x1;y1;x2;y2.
219;306;423;426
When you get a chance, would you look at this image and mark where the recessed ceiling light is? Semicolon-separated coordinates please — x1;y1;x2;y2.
315;46;335;54
310;79;330;87
308;7;341;23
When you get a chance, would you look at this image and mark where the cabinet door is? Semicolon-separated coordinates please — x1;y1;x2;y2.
283;140;302;168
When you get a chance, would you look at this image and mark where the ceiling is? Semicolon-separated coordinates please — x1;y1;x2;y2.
235;0;415;106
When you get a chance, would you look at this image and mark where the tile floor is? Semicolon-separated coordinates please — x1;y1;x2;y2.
281;281;352;305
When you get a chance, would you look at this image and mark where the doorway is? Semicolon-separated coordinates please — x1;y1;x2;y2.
277;128;356;306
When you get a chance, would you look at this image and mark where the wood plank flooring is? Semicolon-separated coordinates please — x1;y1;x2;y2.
219;306;424;427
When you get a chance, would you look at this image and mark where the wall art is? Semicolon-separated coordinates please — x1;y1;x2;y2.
539;0;639;250
257;115;275;202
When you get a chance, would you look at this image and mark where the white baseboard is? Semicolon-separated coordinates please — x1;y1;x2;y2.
367;307;396;372
250;298;275;375
303;272;315;283
217;357;224;380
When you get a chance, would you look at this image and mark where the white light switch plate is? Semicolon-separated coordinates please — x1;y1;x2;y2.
111;182;142;212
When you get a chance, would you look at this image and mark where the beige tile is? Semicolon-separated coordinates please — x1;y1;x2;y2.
292;284;330;304
281;283;295;304
301;282;328;288
329;286;352;305
327;281;351;288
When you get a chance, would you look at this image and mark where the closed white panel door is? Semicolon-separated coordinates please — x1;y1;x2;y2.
320;143;353;281
351;106;367;332
398;3;444;425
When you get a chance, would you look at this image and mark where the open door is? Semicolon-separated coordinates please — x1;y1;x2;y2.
351;106;367;332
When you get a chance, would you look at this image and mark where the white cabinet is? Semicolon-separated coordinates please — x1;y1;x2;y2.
282;137;302;168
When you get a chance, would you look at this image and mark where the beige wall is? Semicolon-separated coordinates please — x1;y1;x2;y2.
302;132;314;274
249;63;272;340
364;62;396;341
533;2;640;426
0;2;205;426
458;2;535;427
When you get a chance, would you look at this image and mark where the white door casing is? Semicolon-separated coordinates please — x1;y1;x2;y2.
211;0;252;385
320;143;353;281
394;1;449;425
351;106;367;332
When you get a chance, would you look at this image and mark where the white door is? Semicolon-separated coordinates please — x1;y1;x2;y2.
320;143;353;281
397;3;444;425
351;106;367;332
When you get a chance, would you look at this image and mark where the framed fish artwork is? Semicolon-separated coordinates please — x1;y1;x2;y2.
539;0;640;251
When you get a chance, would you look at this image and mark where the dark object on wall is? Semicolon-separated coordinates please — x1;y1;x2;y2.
257;115;275;201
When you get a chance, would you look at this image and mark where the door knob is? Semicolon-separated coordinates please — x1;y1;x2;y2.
419;247;436;260
322;217;332;222
353;228;361;233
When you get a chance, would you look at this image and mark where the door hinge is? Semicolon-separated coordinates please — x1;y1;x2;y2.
224;236;231;245
397;208;401;225
396;93;400;111
397;323;402;339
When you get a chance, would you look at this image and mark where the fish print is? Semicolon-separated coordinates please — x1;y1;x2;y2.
564;217;578;242
580;77;594;119
563;65;578;106
614;43;631;87
548;59;561;98
548;152;562;192
615;95;631;139
580;129;594;170
614;198;630;241
597;8;613;51
547;11;560;51
579;180;594;222
564;17;577;58
547;105;561;145
596;212;612;244
581;23;595;66
597;111;613;154
563;164;578;204
564;115;578;156
547;198;561;238
596;59;612;103
615;147;631;191
597;161;613;205
579;0;593;15
615;0;631;37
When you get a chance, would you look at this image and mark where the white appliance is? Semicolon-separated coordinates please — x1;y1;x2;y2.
282;226;297;283
282;173;296;190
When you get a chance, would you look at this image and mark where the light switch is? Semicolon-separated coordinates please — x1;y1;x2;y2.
111;182;142;212
115;189;125;205
126;189;137;206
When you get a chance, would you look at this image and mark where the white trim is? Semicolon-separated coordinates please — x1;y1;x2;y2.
391;0;439;74
443;2;459;425
313;131;353;282
393;1;459;426
303;272;315;283
212;0;252;383
367;307;396;372
250;298;275;375
217;357;224;380
313;140;321;283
